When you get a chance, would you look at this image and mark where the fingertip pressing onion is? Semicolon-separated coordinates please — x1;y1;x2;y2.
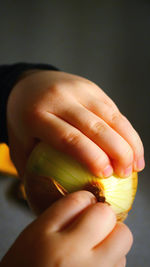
25;142;138;221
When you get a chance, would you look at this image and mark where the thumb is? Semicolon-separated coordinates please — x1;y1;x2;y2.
33;190;96;232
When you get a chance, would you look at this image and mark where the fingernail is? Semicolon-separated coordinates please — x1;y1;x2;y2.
136;157;145;171
103;165;113;177
124;165;132;177
88;192;97;204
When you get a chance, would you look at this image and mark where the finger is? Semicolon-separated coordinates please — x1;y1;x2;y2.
30;110;113;177
34;190;96;232
94;222;133;263
84;96;145;173
56;102;134;177
115;257;126;267
64;202;116;249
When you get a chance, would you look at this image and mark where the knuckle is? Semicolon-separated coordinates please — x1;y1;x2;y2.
124;147;133;165
49;83;61;95
54;252;76;267
111;110;122;125
51;236;77;267
91;154;109;174
94;153;108;166
48;84;68;103
61;131;81;147
91;121;107;137
54;254;67;267
102;97;114;106
118;146;133;166
49;247;66;267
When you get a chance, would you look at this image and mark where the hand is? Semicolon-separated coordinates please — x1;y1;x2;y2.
7;70;145;178
0;191;132;267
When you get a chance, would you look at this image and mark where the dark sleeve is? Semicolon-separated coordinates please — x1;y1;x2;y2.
0;62;59;144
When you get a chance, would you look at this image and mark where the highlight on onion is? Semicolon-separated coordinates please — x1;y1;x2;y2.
25;142;138;221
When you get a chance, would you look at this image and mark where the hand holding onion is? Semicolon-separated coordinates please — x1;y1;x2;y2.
1;69;145;267
7;71;144;180
25;142;138;221
7;70;144;218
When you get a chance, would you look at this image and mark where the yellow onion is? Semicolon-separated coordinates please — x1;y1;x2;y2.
25;142;138;221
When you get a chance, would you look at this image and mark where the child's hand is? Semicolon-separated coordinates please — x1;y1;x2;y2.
7;70;145;178
1;191;132;267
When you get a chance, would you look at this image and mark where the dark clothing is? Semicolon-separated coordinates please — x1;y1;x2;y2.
0;63;58;144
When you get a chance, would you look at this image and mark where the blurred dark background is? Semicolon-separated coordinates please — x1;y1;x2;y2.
0;1;150;266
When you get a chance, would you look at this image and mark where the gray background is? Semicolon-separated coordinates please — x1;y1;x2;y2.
0;0;150;266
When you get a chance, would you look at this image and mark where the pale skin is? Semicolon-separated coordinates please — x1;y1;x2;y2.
1;70;145;266
7;70;145;178
0;191;133;267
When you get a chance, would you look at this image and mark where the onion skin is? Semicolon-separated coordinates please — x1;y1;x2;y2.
24;173;62;215
25;142;138;221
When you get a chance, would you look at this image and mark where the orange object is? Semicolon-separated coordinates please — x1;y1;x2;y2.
0;143;18;177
